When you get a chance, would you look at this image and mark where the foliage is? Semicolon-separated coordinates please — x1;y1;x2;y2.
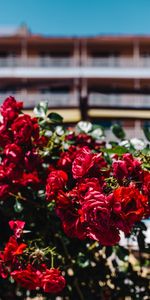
0;97;149;300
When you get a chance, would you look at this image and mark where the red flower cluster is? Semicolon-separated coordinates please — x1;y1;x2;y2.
0;220;27;279
11;266;66;293
0;97;42;200
112;153;143;182
0;221;66;293
46;146;149;246
0;97;149;295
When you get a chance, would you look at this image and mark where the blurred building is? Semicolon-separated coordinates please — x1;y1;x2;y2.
0;25;150;131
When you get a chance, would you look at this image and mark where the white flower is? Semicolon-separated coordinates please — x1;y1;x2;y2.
119;140;130;148
56;126;64;136
91;128;104;139
130;138;145;150
77;121;92;133
44;130;52;137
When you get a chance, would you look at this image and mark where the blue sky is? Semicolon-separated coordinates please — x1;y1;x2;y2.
0;0;150;36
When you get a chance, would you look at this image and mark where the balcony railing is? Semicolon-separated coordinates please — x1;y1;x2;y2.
0;92;79;108
1;56;150;68
0;57;75;68
1;92;150;109
86;57;150;68
89;93;150;108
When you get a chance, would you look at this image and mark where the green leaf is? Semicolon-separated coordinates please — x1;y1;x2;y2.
101;146;128;156
47;112;63;123
143;127;150;141
143;163;150;170
141;147;150;155
104;152;112;164
109;141;118;147
111;124;126;139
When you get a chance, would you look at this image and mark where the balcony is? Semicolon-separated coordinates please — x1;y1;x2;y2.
0;56;150;68
1;57;150;79
0;57;75;68
1;92;150;110
0;92;150;121
87;57;150;68
89;93;150;108
0;92;79;108
88;93;150;120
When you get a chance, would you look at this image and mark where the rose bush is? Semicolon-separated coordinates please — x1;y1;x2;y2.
0;97;149;299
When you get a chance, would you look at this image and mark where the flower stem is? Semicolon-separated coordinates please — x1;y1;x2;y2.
51;253;54;268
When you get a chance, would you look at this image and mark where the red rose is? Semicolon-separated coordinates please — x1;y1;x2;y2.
0;252;8;278
0;160;22;180
59;208;86;240
72;147;107;179
77;177;103;204
112;160;128;181
0;123;12;147
11;114;39;144
56;190;87;239
65;131;75;141
11;264;41;290
56;177;116;243
56;190;71;207
4;143;22;163
123;153;141;174
9;220;25;239
3;236;27;262
87;223;120;246
35;135;48;147
113;154;142;182
19;171;40;187
76;133;93;146
142;171;150;197
0;96;23;123
46;170;68;201
79;191;119;245
57;145;76;170
72;146;94;179
113;186;148;234
41;268;66;293
31;117;40;141
56;190;86;240
0;183;10;199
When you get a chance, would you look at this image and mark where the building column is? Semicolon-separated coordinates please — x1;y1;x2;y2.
20;38;28;98
73;40;80;66
133;42;140;89
21;37;28;64
72;79;79;106
79;78;88;120
133;41;140;65
81;40;88;66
